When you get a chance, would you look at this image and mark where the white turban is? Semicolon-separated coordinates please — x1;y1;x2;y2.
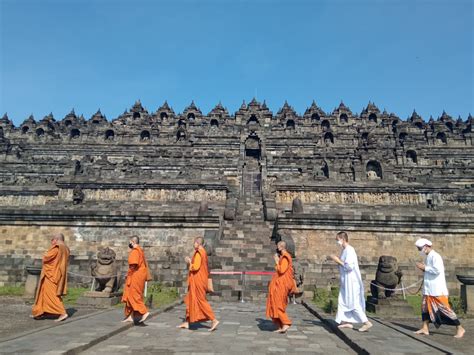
415;238;432;248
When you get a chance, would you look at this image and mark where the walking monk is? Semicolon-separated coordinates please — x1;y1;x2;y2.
266;240;297;333
178;237;219;331
32;233;70;322
122;236;150;323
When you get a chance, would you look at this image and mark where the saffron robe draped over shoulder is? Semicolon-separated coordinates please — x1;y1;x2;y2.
266;250;296;326
32;244;70;317
185;246;215;323
122;246;149;316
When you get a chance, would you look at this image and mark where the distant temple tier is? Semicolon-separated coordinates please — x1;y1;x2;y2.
0;99;472;300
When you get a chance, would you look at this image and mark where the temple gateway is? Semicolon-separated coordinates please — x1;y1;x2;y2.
0;99;473;300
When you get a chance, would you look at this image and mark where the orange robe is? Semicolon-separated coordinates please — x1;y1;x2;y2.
122;246;149;316
185;246;215;323
32;244;70;317
266;250;296;327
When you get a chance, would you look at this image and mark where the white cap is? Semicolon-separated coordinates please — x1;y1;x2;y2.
415;238;432;248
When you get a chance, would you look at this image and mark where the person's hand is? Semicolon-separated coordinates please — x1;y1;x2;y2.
329;255;339;263
273;254;280;263
415;262;425;271
185;256;191;264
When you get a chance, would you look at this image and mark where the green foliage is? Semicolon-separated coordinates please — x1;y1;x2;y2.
449;296;465;316
145;282;179;309
0;285;25;296
312;286;339;314
63;287;88;305
406;295;422;316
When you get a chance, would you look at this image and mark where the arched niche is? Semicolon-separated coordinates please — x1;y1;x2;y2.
436;132;447;144
105;129;115;140
36;128;45;137
160;112;168;120
140;130;151;141
414;121;423;129
133;112;141;119
339;113;348;124
247;114;260;126
321;120;330;131
366;160;383;180
187;113;195;121
70;128;81;139
177;128;186;141
311;113;320;122
445;122;454;132
323;132;334;145
368;113;377;123
22;126;30;134
64;120;72;127
286;119;295;130
406;150;417;164
210;119;219;128
178;119;186;127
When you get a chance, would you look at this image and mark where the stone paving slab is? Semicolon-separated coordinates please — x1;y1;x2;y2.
82;302;355;354
302;300;465;355
0;301;181;355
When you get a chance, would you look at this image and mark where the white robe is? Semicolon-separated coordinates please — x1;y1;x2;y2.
335;245;368;324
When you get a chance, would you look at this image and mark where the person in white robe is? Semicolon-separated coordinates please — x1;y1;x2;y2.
414;238;465;338
329;231;373;332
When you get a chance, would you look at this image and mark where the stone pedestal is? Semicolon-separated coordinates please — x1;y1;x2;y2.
461;285;474;315
76;291;122;308
24;266;42;298
366;296;414;318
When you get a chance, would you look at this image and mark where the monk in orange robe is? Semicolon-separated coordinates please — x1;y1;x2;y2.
122;236;150;323
32;233;70;322
178;237;219;331
266;241;297;333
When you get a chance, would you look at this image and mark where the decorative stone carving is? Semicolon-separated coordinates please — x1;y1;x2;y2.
91;247;119;293
72;185;84;204
370;255;403;299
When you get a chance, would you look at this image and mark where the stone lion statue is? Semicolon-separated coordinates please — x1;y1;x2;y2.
91;247;118;293
370;255;403;299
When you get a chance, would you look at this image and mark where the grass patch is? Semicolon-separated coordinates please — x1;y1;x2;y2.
406;294;464;316
312;286;339;314
146;282;179;309
0;285;25;296
63;287;89;305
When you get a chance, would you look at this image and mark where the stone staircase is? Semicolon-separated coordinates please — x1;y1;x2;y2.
209;195;276;302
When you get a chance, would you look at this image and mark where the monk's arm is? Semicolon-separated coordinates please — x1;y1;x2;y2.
189;251;202;271
276;257;289;275
43;246;59;263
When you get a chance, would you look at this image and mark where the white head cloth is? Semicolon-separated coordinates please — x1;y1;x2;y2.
415;238;433;248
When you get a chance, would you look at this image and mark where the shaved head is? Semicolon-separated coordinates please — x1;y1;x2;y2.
55;233;65;241
130;236;140;244
194;237;204;245
277;241;287;249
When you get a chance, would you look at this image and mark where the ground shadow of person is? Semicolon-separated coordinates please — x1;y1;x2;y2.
256;318;276;331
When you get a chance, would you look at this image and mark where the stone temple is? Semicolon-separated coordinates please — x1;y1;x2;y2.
0;99;473;300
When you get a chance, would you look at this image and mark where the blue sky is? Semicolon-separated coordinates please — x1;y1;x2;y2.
1;0;472;125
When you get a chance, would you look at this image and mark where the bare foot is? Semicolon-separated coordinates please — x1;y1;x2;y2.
139;312;150;323
54;314;68;322
278;325;290;333
177;322;189;329
338;323;354;329
121;316;133;323
454;327;465;338
359;322;373;332
209;319;220;332
273;328;282;333
414;329;429;336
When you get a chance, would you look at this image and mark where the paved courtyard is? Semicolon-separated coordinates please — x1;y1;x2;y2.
83;302;355;354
